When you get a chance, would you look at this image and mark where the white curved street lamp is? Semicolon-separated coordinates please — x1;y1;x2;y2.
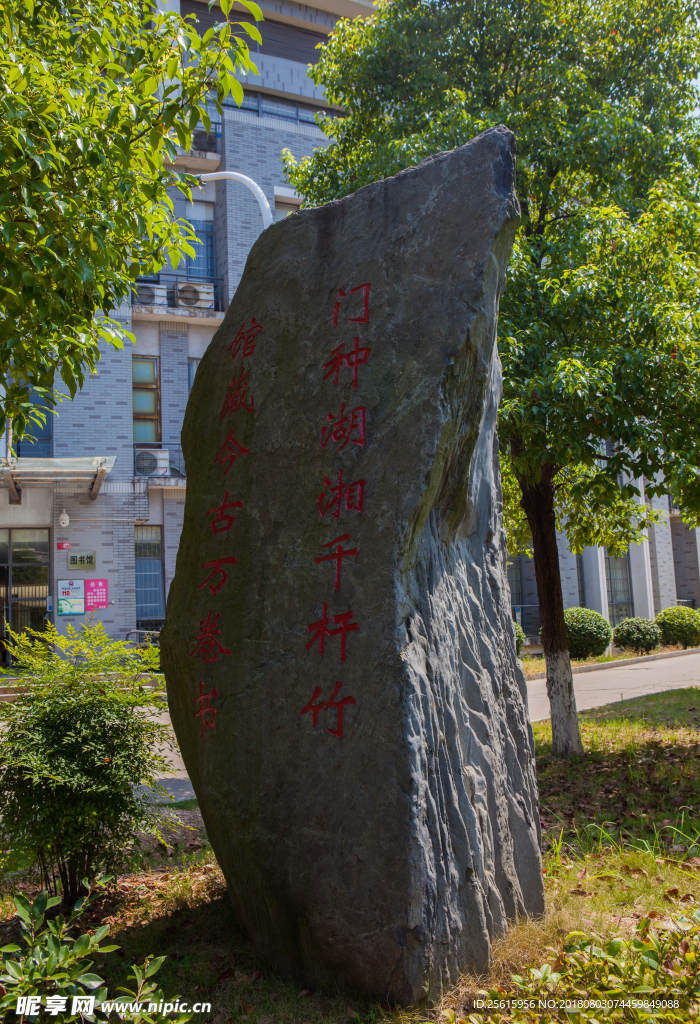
196;171;273;230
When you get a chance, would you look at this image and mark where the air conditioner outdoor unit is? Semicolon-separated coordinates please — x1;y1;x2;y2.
177;281;215;309
135;449;170;478
135;283;167;306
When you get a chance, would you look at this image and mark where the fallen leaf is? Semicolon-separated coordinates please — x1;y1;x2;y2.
346;1007;358;1020
680;894;695;903
218;967;236;983
569;888;591;897
680;940;690;954
250;970;261;982
647;911;660;919
298;990;311;999
241;1002;254;1015
665;887;680;898
596;874;616;881
577;867;586;881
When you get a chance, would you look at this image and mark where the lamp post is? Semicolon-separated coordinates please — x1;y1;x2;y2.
197;171;273;230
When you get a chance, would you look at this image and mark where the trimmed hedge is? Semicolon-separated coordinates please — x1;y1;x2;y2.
513;621;525;656
612;616;660;655
564;606;612;659
655;605;700;649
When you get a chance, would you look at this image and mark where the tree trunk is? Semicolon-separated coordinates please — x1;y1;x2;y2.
518;464;584;757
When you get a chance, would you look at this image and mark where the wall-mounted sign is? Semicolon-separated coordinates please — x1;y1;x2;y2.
86;578;109;611
68;551;96;569
56;542;71;551
57;579;85;616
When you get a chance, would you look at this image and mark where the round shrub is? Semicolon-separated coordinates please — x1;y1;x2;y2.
513;620;526;656
655;605;700;649
564;606;612;659
612;616;660;655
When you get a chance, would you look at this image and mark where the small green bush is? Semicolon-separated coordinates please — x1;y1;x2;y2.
513;620;526;656
0;622;173;904
612;616;660;655
564;606;612;659
0;885;188;1023
655;604;700;649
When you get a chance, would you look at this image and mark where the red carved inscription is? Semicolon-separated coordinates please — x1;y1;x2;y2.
198;556;238;596
300;681;356;738
315;534;358;591
320;403;366;451
191;610;232;663
195;680;219;739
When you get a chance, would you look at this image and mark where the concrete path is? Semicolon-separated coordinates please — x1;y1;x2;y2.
526;651;700;722
154;653;700;799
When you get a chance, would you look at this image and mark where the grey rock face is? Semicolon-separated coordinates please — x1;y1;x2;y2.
161;126;544;1005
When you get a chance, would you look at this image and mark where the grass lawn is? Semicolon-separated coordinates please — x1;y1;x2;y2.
4;688;700;1021
519;644;689;678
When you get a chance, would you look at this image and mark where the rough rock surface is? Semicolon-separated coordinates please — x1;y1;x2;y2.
161;126;544;1005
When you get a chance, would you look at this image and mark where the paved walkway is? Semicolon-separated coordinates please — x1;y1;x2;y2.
155;653;700;800
526;651;700;722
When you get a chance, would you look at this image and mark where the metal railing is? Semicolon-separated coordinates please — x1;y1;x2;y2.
133;274;225;312
133;443;186;480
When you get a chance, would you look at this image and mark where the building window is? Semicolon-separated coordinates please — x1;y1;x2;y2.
507;558;522;607
135;526;165;628
133;357;160;444
274;201;297;222
237;90;335;126
16;390;53;458
576;555;586;607
0;528;50;664
188;358;201;392
605;547;634;625
185;202;215;279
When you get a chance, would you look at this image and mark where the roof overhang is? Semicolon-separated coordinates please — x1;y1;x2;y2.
0;457;116;503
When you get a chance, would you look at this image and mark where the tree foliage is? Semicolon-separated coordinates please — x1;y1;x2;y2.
284;0;700;539
0;623;172;904
0;0;262;437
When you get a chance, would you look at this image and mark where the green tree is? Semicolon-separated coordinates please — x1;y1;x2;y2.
284;0;700;756
0;622;173;904
0;0;262;439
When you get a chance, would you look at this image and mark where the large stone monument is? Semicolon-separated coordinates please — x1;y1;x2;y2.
161;126;544;1004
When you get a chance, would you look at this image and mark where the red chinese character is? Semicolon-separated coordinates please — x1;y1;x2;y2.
332;288;346;327
300;686;326;727
320;403;366;451
315;534;358;591
195;680;219;739
305;602;359;663
300;681;356;738
221;367;254;417
347;282;371;323
323;337;371;389
332;283;371;325
214;432;250;475
191;610;231;663
207;491;243;532
318;468;365;519
228;318;263;362
198;556;238;596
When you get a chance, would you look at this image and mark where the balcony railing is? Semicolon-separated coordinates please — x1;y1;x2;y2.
133;274;225;312
134;443;186;480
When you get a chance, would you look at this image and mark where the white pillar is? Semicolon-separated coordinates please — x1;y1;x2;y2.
581;545;609;619
557;530;580;608
647;494;678;613
626;477;654;619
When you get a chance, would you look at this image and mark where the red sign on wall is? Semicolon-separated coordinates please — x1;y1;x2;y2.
56;542;71;550
85;578;109;611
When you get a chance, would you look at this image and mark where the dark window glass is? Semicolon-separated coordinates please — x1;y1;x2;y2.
16;390;53;458
133;357;160;443
12;529;49;565
605;548;634;626
507;558;522;606
180;1;327;64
